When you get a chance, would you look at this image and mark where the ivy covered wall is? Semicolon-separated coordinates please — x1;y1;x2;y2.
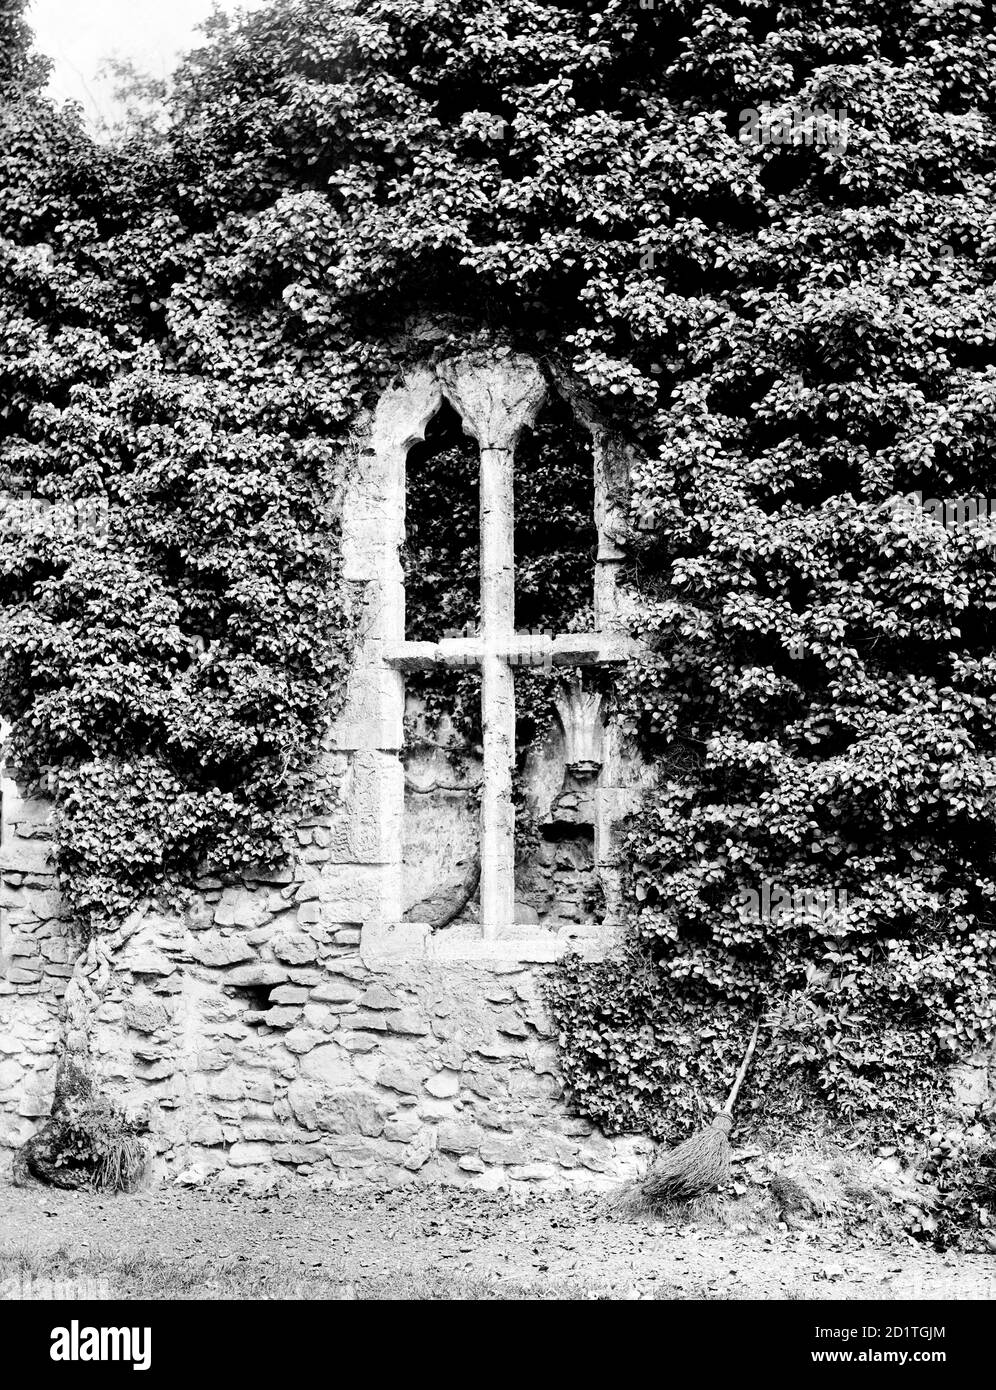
1;0;995;1205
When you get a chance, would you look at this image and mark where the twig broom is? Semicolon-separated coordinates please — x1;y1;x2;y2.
633;1019;761;1206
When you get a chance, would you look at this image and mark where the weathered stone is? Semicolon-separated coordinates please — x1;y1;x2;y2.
301;1003;337;1031
137;1060;175;1081
0;841;52;875
7;967;41;985
950;1061;989;1108
401;1139;432;1171
349;1009;390;1032
436;1122;482;1156
271;985;310;1004
206;1069;245;1101
273;933;318;966
214;888;269;929
383;1115;422;1143
578;1145;611;1172
228;1142;272;1167
424;1069;460;1098
320;1136;377;1168
284;1028;323;1055
0;1060;23;1089
310;979;362;1004
438;1040;467;1070
189;1117;225;1146
274;1143;321;1165
125;948;175;977
378;1063;421;1096
185;898;215;931
478;1024;532;1057
287;1078;320;1130
190;936;256;968
241;1122;290;1143
315;1090;386;1138
224;963;289;987
17;1093;51;1117
480;1135;529;1166
301;1045;354;1088
260;1006;300;1029
387;1009;430;1036
495;1010;530;1038
196;1048;231;1072
508;1162;558;1182
359;984;399;1011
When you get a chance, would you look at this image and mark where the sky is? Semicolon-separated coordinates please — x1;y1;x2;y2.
27;0;266;128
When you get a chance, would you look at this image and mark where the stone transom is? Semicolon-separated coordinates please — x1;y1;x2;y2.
332;351;637;958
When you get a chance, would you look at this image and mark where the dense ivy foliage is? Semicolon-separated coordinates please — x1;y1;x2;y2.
0;0;356;924
1;0;994;1168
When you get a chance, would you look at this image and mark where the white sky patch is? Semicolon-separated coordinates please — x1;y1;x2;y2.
27;0;266;129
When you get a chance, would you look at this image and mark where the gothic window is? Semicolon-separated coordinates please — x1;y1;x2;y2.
333;352;636;957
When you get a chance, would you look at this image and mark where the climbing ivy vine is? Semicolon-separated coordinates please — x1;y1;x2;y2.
2;0;995;1184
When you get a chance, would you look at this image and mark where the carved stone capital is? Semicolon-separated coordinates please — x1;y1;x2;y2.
438;352;547;452
554;679;605;773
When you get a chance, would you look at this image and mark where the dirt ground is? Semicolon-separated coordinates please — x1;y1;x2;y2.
1;1175;993;1299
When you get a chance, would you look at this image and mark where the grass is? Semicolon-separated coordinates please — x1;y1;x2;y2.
0;1245;640;1301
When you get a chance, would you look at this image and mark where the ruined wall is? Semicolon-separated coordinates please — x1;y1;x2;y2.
0;352;654;1187
0;781;70;1151
0;779;650;1188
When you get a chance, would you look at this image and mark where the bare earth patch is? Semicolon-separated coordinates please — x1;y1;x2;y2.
1;1175;992;1300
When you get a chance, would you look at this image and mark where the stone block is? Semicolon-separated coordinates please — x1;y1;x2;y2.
359;984;399;1011
310;979;363;1004
190;936;256;967
284;1028;323;1055
206;1069;245;1101
383;1115;422;1143
508;1162;558;1182
228;1142;272;1167
273;933;318;965
386;1009;430;1036
127;948;175;977
214;888;270;929
301;1045;355;1088
0;1059;23;1089
436;1122;482;1156
378;1063;421;1096
424;1070;460;1098
188;1112;223;1145
224;963;289;988
480;1135;530;1166
0;841;52;875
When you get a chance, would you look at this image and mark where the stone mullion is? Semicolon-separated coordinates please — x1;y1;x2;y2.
438;355;547;940
479;444;517;937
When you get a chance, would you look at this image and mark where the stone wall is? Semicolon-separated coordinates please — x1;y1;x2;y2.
0;780;69;1151
0;781;650;1187
0;351;654;1187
